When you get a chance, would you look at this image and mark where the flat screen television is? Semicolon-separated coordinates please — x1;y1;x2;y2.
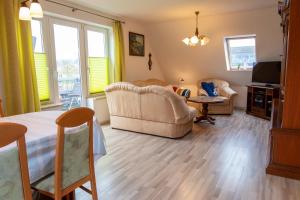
252;61;281;85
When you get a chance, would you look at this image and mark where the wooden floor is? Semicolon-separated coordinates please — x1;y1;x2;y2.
77;111;300;200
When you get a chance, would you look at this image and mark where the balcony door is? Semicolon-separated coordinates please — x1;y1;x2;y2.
50;19;85;110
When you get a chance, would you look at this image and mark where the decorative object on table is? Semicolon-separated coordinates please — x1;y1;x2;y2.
148;53;152;71
201;82;218;97
129;32;145;56
19;0;44;21
182;11;209;47
187;96;224;125
0;123;32;200
32;108;99;200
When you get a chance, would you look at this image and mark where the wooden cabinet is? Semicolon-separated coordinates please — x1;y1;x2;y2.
266;0;300;180
246;86;279;120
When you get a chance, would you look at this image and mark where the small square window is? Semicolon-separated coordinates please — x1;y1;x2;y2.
224;35;257;71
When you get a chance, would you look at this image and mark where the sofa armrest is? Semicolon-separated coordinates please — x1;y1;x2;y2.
219;86;237;99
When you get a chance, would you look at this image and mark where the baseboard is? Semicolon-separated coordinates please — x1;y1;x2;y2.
234;107;246;111
266;164;300;180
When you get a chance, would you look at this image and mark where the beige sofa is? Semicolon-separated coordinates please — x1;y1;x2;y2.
105;82;197;138
189;79;237;115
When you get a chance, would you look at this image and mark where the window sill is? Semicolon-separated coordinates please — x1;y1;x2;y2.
227;69;253;72
87;93;106;100
41;103;63;110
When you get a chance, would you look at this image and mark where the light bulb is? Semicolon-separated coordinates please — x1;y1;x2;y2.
19;4;31;21
190;35;199;45
200;35;210;46
182;38;190;45
30;0;43;18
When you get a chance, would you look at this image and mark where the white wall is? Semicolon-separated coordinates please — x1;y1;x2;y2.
123;20;165;81
147;7;283;108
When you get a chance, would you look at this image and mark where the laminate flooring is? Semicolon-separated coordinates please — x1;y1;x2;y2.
77;110;300;200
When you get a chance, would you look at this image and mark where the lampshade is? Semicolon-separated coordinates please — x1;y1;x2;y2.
199;35;210;46
190;36;199;45
182;38;190;45
30;0;43;18
19;3;31;21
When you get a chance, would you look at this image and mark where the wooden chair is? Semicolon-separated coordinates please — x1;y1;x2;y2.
0;122;32;200
32;107;98;200
0;98;4;117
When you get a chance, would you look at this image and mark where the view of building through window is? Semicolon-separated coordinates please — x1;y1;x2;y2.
225;35;256;71
53;24;82;110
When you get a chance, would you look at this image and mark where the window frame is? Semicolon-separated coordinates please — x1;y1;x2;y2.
224;35;257;72
84;25;110;98
31;15;113;108
31;18;55;105
48;17;85;106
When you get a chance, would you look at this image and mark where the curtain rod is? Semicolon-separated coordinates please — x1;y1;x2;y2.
44;0;126;24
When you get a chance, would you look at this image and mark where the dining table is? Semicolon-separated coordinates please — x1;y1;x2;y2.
0;111;107;185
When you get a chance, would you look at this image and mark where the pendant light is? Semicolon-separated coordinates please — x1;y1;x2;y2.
182;11;209;47
19;0;44;21
19;2;31;21
30;0;43;18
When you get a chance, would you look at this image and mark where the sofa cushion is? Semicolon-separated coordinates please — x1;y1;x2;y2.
201;82;218;97
175;88;191;98
214;96;230;105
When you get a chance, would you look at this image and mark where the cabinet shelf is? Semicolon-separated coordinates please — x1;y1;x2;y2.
246;85;279;120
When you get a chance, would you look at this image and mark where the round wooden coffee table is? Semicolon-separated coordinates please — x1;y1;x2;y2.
188;96;224;125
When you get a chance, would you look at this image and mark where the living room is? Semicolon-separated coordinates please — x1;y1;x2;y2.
0;0;300;199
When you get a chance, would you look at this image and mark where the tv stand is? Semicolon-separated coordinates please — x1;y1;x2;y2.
246;85;279;120
265;84;275;87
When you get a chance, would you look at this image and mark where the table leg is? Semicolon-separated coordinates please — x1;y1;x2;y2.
194;103;216;125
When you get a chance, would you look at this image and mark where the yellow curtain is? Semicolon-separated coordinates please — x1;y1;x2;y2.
113;21;125;82
0;0;40;116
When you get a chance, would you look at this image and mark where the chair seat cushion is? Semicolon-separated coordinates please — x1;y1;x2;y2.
32;173;55;194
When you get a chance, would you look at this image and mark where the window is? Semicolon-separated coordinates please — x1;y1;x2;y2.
31;16;112;109
224;35;257;71
53;22;82;109
86;28;109;95
31;20;51;102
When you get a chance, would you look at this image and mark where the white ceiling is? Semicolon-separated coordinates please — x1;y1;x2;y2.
65;0;277;22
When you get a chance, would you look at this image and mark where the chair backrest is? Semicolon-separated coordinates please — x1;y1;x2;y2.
0;99;4;117
0;122;32;200
54;107;95;195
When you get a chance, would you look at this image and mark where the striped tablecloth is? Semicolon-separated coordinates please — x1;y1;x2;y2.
0;111;106;183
